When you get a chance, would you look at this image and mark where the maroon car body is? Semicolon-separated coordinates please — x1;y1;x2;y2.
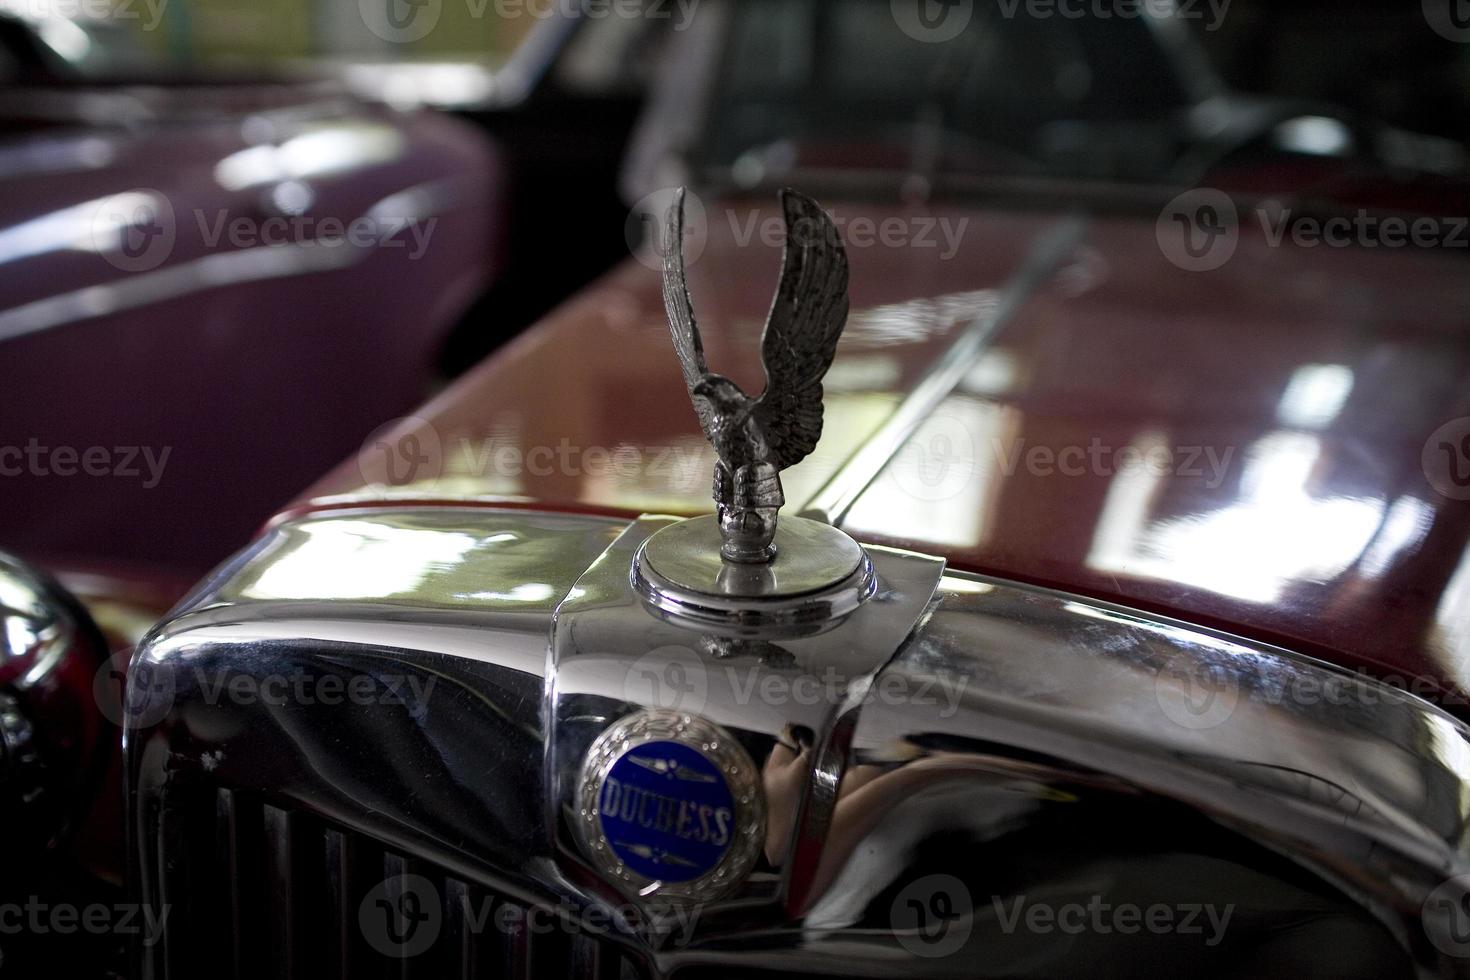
0;14;505;581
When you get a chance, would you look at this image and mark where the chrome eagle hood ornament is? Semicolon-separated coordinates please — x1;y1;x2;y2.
662;187;850;563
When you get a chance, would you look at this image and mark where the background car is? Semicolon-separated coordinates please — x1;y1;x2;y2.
0;8;505;583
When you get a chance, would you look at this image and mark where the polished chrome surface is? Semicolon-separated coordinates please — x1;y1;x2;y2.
0;553;70;680
635;515;875;634
0;550;111;852
641;516;865;598
634;556;876;637
548;514;945;920
127;506;1470;977
0;691;37;798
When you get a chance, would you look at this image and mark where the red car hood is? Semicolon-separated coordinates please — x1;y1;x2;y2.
300;193;1470;707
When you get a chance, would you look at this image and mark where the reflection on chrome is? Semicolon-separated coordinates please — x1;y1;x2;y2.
240;518;479;601
461;582;558;604
0;554;72;687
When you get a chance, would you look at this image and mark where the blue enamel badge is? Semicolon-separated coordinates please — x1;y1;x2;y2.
600;740;733;881
576;709;764;900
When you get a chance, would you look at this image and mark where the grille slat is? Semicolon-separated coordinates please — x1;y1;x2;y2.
217;788;263;980
571;932;613;980
500;899;534;980
323;828;351;980
263;805;297;979
148;786;644;979
443;878;475;980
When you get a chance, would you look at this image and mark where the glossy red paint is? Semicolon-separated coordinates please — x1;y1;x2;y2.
843;211;1470;706
305;197;1054;512
300;193;1470;707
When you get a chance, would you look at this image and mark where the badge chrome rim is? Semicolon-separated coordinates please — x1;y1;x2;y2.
575;708;765;901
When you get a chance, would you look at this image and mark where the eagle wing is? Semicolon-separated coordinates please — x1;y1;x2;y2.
661;187;717;441
752;188;850;471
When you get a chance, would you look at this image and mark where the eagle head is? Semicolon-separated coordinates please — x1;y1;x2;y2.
691;376;752;420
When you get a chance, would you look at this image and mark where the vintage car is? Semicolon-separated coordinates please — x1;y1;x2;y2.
11;0;1470;977
0;9;505;582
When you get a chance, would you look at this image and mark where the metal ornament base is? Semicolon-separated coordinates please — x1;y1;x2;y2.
633;515;875;635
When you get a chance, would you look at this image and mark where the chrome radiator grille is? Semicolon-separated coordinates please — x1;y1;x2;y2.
146;786;644;980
